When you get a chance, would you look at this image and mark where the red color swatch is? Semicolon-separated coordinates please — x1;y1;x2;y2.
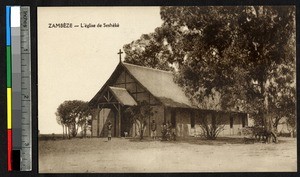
7;129;12;171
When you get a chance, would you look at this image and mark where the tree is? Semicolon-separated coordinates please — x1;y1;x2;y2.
56;115;65;139
56;101;74;138
124;101;155;140
199;111;226;140
75;101;93;137
234;7;295;139
269;68;296;131
123;6;296;142
123;32;173;71
55;100;92;138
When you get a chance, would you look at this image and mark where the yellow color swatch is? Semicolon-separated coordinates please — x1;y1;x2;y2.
7;88;12;129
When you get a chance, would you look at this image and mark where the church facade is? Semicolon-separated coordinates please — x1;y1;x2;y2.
88;62;248;138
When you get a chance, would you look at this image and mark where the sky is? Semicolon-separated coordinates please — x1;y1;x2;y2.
38;7;162;134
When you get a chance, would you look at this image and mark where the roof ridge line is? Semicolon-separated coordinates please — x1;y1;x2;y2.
122;62;173;74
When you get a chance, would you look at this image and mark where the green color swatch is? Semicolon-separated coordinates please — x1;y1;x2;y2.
7;46;11;87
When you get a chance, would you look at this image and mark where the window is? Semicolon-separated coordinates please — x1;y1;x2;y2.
230;116;233;128
242;116;246;127
191;112;195;128
171;109;176;128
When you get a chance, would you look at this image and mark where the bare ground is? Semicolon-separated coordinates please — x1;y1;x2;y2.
38;136;297;173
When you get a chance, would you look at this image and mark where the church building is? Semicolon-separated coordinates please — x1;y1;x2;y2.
88;61;249;138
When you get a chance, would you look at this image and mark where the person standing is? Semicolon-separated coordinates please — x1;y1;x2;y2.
150;119;157;140
166;121;172;140
107;121;112;141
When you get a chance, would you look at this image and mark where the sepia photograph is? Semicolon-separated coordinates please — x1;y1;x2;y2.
38;6;296;173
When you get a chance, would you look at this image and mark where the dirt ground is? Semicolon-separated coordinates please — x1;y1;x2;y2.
38;136;297;173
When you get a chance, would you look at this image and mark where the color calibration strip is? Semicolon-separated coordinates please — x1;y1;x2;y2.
20;6;32;171
6;6;32;171
11;6;22;171
6;6;12;171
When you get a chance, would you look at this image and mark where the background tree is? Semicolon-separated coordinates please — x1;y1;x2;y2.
124;101;155;140
56;115;65;139
123;32;173;71
56;100;92;138
74;101;91;136
56;101;73;138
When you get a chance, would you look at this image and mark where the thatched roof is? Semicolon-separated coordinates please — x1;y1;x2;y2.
89;62;196;109
123;63;194;108
109;86;137;106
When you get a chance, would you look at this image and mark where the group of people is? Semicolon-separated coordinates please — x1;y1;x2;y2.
161;121;176;141
151;120;176;141
106;119;176;141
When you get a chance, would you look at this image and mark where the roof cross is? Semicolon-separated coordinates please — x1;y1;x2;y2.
117;49;123;62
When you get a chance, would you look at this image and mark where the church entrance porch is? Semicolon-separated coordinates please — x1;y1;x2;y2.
90;86;137;138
